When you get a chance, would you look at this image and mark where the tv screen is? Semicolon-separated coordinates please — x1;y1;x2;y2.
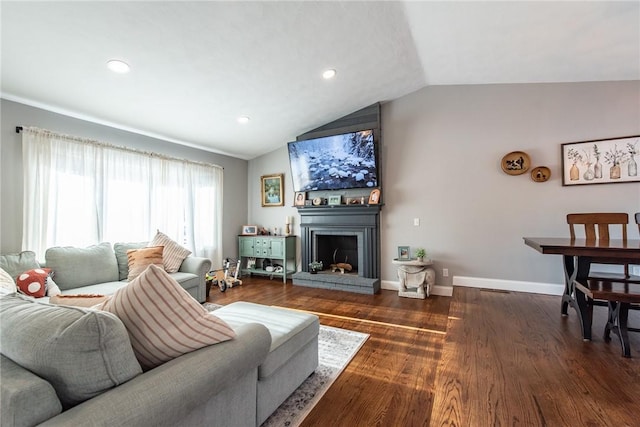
288;129;379;192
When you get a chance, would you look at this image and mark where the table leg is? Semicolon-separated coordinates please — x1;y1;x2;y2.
561;255;576;316
605;301;631;357
575;288;592;341
574;256;594;341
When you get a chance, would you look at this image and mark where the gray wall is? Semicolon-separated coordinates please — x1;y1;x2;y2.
0;99;248;267
248;81;640;291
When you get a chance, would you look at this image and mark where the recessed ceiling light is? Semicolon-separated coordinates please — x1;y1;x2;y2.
322;69;336;79
237;116;250;124
107;59;130;74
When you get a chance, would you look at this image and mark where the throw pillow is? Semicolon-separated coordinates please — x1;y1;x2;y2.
16;268;52;298
47;278;61;297
149;230;191;273
99;264;235;370
0;267;17;295
50;294;111;308
0;294;142;409
126;246;164;281
114;241;147;280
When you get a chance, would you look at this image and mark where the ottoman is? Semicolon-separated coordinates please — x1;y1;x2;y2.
214;302;319;426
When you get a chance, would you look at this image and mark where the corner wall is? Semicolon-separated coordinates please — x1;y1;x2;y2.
248;81;640;292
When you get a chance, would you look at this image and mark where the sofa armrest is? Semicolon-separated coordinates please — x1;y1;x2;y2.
39;323;271;426
1;355;63;427
178;256;211;303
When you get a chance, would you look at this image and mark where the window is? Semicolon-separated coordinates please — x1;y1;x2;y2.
21;127;222;266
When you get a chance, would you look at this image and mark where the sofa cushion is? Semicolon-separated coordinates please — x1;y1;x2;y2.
214;302;319;379
127;246;164;281
114;241;147;281
0;354;62;427
45;242;119;290
99;264;235;370
0;251;39;279
0;294;142;409
149;231;191;273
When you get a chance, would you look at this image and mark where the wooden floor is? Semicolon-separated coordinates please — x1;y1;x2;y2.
208;278;640;427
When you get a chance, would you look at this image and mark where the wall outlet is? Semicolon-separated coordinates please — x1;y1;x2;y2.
442;268;449;277
413;218;420;226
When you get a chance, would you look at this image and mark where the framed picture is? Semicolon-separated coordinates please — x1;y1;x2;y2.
368;188;381;204
346;197;361;205
561;135;639;186
261;174;284;206
328;195;342;206
294;191;306;206
397;246;410;260
242;225;257;235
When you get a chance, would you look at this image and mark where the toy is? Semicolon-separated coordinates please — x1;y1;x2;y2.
205;258;242;293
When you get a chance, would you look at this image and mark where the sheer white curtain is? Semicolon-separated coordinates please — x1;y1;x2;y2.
21;127;223;267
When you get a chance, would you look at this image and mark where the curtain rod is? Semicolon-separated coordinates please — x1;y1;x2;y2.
16;126;223;170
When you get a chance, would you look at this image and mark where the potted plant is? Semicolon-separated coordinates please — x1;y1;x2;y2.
414;248;426;262
309;261;323;274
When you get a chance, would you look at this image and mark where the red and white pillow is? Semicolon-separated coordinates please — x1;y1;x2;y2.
16;268;53;298
99;264;235;370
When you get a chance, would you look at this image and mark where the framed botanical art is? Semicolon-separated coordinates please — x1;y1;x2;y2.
261;174;284;206
561;136;639;186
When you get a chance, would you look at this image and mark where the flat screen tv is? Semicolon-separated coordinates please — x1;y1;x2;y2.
288;129;379;192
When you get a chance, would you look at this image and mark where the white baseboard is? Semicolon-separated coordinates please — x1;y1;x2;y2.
452;276;564;296
381;280;453;297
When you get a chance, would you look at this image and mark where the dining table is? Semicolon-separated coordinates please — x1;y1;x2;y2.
523;237;640;347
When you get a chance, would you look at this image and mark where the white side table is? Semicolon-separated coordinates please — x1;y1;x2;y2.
392;258;435;299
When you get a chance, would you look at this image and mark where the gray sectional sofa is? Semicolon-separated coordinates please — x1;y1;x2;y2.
0;242;211;303
0;244;322;426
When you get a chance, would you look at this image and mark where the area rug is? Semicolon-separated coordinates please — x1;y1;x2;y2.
204;303;369;427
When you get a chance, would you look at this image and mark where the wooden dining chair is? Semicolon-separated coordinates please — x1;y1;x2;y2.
567;212;630;278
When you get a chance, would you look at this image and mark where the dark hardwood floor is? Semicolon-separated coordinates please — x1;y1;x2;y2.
207;277;640;427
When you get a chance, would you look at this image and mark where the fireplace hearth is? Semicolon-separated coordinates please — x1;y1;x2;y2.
292;205;381;294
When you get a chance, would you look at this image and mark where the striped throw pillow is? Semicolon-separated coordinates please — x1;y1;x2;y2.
127;246;164;281
149;231;192;273
99;264;235;370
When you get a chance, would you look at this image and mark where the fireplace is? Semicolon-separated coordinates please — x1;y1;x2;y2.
292;205;381;294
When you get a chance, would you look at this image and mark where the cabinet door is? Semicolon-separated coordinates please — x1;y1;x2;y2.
255;238;269;256
239;237;255;256
269;238;284;258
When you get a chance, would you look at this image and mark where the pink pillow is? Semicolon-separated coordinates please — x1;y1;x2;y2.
99;264;235;370
16;268;52;298
149;231;191;273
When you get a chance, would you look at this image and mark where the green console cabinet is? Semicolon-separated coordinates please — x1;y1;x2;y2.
238;235;296;283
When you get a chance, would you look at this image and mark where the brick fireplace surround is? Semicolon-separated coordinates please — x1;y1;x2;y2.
292;205;381;294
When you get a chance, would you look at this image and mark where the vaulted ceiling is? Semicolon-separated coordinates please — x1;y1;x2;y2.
2;1;638;159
